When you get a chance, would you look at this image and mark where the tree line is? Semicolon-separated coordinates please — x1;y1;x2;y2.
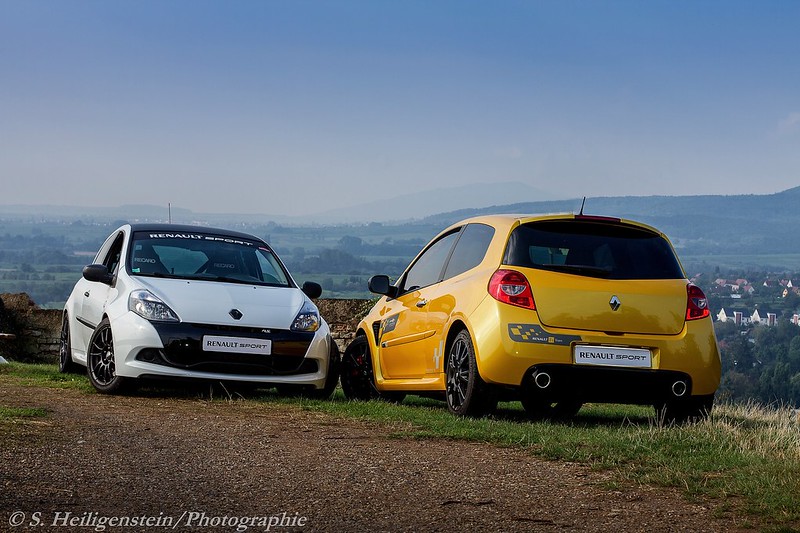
715;321;800;406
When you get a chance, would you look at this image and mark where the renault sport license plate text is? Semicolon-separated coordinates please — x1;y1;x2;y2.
202;336;272;355
574;345;651;368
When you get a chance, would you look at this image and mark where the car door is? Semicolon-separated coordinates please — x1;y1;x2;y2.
420;223;496;374
77;232;124;348
377;230;461;379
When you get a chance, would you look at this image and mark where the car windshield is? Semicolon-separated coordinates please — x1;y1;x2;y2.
503;220;684;280
128;230;292;286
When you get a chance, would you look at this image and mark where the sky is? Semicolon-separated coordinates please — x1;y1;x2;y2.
1;1;799;217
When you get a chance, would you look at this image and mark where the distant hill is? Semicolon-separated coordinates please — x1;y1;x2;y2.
0;181;564;225
306;181;565;223
0;204;194;223
420;186;800;256
1;186;798;259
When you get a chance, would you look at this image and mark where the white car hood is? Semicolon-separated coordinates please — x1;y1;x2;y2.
136;278;307;330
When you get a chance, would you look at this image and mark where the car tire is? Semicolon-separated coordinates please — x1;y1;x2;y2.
445;329;496;417
86;318;129;394
341;335;383;401
340;335;406;403
656;394;714;425
58;313;81;374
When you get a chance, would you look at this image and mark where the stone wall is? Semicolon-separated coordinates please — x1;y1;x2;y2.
0;293;62;363
0;293;372;363
315;298;376;351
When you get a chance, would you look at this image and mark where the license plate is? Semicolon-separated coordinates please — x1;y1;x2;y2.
202;336;272;355
574;345;651;368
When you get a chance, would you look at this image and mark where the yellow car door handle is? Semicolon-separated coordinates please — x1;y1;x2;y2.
416;299;428;308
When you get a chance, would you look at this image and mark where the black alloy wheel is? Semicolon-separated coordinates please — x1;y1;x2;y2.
341;335;381;400
340;335;405;403
86;318;128;394
445;329;495;416
58;313;80;374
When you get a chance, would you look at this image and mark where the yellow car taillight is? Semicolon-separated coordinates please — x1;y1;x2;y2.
488;269;536;310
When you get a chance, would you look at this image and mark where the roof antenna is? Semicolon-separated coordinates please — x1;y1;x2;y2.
578;196;587;216
168;203;172;224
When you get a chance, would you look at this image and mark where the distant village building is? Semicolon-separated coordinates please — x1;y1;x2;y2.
782;286;800;298
716;307;789;327
712;278;755;298
751;308;778;327
717;308;749;326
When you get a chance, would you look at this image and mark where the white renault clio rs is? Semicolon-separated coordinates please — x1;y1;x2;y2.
59;224;339;396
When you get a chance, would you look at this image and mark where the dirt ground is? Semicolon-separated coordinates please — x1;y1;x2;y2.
1;380;756;532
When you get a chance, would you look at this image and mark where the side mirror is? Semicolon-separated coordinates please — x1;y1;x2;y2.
301;281;323;299
82;264;114;285
368;275;398;298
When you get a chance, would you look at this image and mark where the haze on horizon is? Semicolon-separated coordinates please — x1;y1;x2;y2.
1;1;798;217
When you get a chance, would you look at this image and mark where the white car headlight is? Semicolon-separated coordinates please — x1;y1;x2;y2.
291;300;320;332
129;289;179;322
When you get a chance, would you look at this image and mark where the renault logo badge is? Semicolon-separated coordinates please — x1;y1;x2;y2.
609;296;621;311
229;309;243;320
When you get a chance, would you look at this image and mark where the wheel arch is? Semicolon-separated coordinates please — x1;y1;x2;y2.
354;326;372;345
442;319;497;416
444;318;493;382
444;319;469;359
58;308;81;373
98;313;113;336
60;308;71;344
60;309;72;339
355;325;386;383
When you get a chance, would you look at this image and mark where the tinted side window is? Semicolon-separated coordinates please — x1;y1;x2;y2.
504;220;684;280
255;250;290;285
443;223;495;280
102;233;124;275
93;231;120;265
401;230;459;292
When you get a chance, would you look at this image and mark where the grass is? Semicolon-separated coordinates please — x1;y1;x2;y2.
0;405;49;420
0;401;50;442
2;361;799;529
0;361;94;392
273;394;800;528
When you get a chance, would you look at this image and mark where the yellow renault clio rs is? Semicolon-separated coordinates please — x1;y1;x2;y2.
341;214;720;422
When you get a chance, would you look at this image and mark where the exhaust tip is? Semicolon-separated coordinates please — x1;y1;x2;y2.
672;380;688;397
534;371;551;389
